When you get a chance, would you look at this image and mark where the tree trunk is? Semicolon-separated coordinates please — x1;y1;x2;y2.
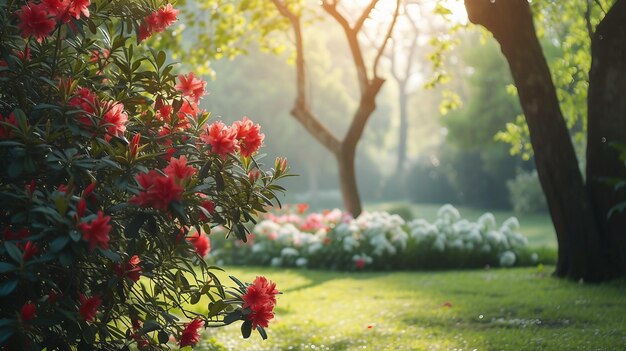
586;0;626;277
464;0;614;281
396;81;409;173
336;144;362;216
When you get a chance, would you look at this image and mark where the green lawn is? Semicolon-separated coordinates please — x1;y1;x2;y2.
193;266;626;351
368;202;556;249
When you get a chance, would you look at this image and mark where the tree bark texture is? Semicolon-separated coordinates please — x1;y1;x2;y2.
465;0;616;281
586;0;626;277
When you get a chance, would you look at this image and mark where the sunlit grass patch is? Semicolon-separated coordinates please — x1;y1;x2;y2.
185;266;626;350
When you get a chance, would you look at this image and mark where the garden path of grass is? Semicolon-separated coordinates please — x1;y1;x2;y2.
192;266;626;351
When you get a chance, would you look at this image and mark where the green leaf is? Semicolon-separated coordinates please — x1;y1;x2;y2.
50;236;70;252
3;242;22;264
0;328;15;345
223;310;243;325
139;320;161;335
240;319;252;339
0;262;17;274
99;249;121;262
157;330;169;344
0;279;18;296
207;300;225;318
256;326;268;340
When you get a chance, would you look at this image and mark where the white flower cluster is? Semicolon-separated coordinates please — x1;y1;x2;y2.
408;204;528;267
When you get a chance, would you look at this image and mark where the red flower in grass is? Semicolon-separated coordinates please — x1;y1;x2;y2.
101;100;128;141
0;112;18;139
20;303;36;322
77;211;111;251
232;117;264;157
200;121;238;157
178;319;204;347
129;170;183;211
17;2;56;42
186;231;211;258
164;156;196;181
114;255;142;283
176;72;206;103
78;294;101;322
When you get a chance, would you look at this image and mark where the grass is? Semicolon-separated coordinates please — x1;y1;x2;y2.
192;266;626;351
368;202;556;249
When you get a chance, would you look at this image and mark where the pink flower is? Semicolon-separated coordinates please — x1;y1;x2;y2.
164;156;196;181
77;211;111;251
232;117;264;157
17;2;56;42
200;121;238;157
129;170;183;211
20;303;36;321
155;4;178;30
178;319;204;347
175;72;206;103
78;294;101;322
186;231;210;258
101;100;128;141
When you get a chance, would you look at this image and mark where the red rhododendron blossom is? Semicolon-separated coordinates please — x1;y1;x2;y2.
232;117;264;157
178;319;204;347
17;2;56;42
77;211;112;251
20;303;36;321
68;87;97;125
114;255;141;283
0;112;18;139
137;22;152;42
155;4;178;31
175;72;206;103
248;307;275;329
198;200;216;221
100;100;128;141
164;156;196;181
200;121;238;157
186;231;210;258
22;241;39;261
42;0;71;22
129;170;183;211
67;0;90;20
78;294;101;322
177;99;199;118
3;227;29;241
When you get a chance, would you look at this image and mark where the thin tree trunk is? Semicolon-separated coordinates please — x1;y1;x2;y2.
586;0;626;277
396;81;408;173
464;0;612;281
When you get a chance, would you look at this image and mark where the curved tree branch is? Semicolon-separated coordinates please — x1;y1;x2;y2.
373;0;401;79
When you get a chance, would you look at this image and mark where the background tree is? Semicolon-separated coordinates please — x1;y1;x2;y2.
463;0;626;281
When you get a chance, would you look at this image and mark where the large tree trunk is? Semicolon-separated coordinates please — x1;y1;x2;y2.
586;0;626;277
464;0;615;281
337;145;362;216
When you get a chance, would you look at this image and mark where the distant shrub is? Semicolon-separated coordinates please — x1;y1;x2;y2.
210;204;544;271
507;170;548;215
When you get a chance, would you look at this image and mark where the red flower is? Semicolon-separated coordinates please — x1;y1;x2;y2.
77;211;112;251
78;294;101;322
22;241;39;261
20;303;36;322
68;87;97;124
355;258;365;270
3;227;29;241
242;276;279;329
198;200;216;221
177;99;199;118
175;72;206;103
129;170;183;211
186;231;210;258
67;0;90;20
137;22;152;43
232;117;264;157
0;112;18;139
200;121;238;157
178;319;204;347
164;156;196;181
17;2;56;42
114;255;142;283
248;307;274;329
129;133;141;159
101;100;128;141
155;4;179;31
42;0;71;22
296;203;309;214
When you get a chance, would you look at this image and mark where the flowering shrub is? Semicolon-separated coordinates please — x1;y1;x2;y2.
210;204;539;270
0;1;288;349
